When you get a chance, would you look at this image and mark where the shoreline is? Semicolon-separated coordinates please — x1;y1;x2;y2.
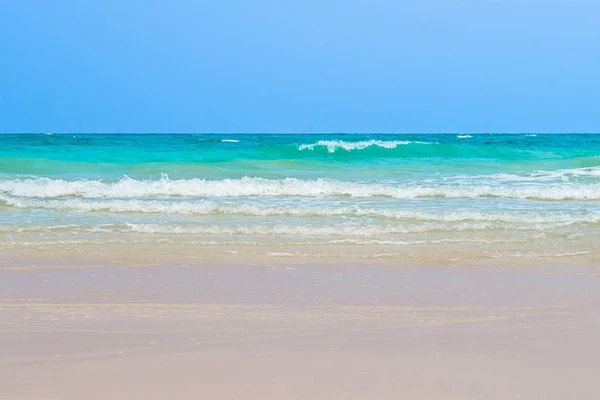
1;259;599;399
2;239;599;270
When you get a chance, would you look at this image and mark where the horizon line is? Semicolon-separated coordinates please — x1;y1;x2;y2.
2;132;600;135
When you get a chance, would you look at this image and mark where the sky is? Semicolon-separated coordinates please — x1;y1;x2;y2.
1;0;599;133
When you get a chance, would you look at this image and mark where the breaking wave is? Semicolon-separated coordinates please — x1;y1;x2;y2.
2;175;600;200
3;196;599;225
297;139;431;153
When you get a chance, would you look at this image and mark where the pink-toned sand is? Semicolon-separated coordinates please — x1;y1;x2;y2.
1;262;599;399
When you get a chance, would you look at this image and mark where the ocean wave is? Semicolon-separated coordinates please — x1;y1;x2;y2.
457;135;472;139
221;139;239;143
2;175;600;200
3;197;599;224
484;167;600;182
297;139;431;153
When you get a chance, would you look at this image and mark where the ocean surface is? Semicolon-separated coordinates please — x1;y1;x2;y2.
2;133;600;264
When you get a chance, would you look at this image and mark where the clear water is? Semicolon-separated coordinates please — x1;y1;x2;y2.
2;133;600;261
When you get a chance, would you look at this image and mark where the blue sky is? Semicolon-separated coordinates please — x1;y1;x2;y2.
1;0;599;133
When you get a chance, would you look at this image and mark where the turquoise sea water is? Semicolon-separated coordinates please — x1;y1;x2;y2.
2;133;600;261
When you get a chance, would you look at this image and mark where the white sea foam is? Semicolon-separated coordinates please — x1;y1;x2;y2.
0;223;83;233
457;135;472;139
486;250;592;259
298;140;431;152
221;139;239;143
3;197;598;225
2;175;600;200
486;167;600;182
0;236;546;247
327;236;549;245
126;220;573;236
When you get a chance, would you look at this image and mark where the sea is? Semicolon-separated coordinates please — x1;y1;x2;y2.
2;133;600;265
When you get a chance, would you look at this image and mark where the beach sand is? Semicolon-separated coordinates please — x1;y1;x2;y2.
1;260;599;399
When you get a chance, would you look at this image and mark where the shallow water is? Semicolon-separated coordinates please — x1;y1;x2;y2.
1;133;600;263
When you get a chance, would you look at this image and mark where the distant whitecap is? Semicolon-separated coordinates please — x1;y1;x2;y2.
298;139;431;153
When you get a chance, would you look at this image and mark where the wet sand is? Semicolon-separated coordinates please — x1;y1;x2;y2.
1;261;599;399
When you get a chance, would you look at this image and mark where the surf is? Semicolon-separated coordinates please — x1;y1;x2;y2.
3;174;600;201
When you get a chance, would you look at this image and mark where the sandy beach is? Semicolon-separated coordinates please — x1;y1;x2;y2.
3;134;600;399
3;0;600;397
1;259;599;399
